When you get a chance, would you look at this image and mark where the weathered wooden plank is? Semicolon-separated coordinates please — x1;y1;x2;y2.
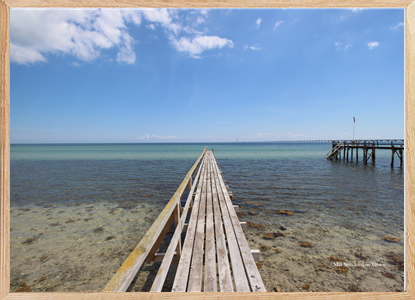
187;157;208;292
151;249;260;264
212;159;250;292
103;147;206;292
171;159;207;292
150;158;206;292
212;159;266;292
211;156;233;292
204;154;217;292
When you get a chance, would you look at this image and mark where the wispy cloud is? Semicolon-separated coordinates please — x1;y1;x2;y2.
244;43;261;51
171;35;234;57
141;8;181;35
273;20;284;29
138;134;191;140
391;22;404;30
256;18;262;29
367;41;380;50
244;132;306;140
197;16;205;24
339;9;364;22
345;44;352;51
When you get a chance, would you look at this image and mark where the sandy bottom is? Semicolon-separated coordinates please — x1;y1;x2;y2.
241;213;404;293
10;200;404;293
10;201;160;292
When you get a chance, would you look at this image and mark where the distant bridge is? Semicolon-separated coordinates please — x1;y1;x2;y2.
257;139;404;143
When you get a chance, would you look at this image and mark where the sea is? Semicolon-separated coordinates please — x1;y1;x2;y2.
10;143;405;293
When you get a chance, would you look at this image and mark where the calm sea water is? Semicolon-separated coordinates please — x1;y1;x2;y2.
10;142;405;292
11;142;404;225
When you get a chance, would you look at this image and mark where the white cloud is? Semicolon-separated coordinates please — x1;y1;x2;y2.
141;8;181;35
245;132;306;140
256;18;262;29
350;8;363;12
117;32;136;64
197;17;205;24
121;10;142;25
11;8;231;64
274;20;284;29
335;42;342;47
142;9;171;25
244;43;261;51
171;35;234;57
10;9;141;65
249;45;261;51
391;22;404;30
10;43;47;65
182;26;205;35
345;44;352;51
138;134;191;140
367;41;380;50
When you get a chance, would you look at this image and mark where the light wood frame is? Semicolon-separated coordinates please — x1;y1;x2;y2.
1;1;414;299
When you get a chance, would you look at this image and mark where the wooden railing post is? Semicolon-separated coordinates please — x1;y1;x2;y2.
174;202;182;263
145;213;175;264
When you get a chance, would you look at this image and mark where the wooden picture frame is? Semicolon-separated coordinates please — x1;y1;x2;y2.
1;1;414;299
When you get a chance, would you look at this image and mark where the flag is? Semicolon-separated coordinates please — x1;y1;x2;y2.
353;117;355;123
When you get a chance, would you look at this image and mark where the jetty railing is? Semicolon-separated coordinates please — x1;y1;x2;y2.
102;147;207;292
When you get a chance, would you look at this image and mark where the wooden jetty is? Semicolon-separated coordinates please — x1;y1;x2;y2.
102;148;265;293
325;139;404;167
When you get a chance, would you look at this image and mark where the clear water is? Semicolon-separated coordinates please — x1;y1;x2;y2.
10;143;404;292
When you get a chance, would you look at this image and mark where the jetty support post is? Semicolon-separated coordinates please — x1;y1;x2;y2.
399;149;403;166
356;145;358;162
391;141;395;167
343;143;346;160
346;146;349;161
363;141;367;164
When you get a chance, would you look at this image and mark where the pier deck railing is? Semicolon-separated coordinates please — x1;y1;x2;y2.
102;147;207;292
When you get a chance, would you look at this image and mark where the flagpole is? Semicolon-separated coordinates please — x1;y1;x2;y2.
353;117;355;141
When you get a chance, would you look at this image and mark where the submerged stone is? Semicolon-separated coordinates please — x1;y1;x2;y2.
300;241;313;248
336;266;348;274
383;236;399;243
275;210;294;216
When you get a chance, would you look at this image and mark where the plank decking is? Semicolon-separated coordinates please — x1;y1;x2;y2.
103;149;265;293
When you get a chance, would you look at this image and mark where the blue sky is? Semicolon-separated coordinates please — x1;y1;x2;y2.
10;8;404;143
